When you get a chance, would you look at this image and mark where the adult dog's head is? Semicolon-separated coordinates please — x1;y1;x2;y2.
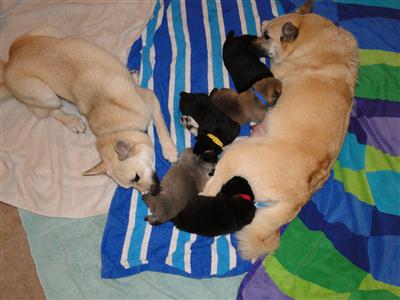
83;131;159;193
251;0;333;64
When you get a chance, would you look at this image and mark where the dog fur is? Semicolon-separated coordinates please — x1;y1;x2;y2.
179;91;240;162
143;148;256;236
200;0;359;259
223;31;273;93
210;77;282;125
172;176;256;237
142;148;215;225
2;28;178;192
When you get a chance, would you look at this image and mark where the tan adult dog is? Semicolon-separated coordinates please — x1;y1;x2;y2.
200;0;359;259
2;28;178;193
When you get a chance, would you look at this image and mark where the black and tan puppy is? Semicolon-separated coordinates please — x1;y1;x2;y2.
210;77;282;125
223;30;274;93
179;92;240;162
172;176;256;237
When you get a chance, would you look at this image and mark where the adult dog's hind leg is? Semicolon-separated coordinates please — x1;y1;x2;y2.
7;76;86;133
236;201;301;260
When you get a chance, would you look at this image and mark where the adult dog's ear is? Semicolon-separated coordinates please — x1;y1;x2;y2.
114;140;134;161
296;0;314;15
280;22;299;43
83;160;106;176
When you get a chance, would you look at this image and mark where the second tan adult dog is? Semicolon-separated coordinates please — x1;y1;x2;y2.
200;0;359;259
2;27;178;193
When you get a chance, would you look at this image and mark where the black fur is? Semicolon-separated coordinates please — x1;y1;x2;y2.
223;30;273;93
179;91;240;163
172;176;256;236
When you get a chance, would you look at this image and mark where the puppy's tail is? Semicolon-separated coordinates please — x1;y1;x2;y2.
0;60;12;100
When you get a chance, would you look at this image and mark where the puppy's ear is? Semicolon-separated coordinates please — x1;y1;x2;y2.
280;22;298;43
226;30;235;39
114;140;134;161
83;160;106;176
296;0;314;15
180;91;190;98
210;88;218;96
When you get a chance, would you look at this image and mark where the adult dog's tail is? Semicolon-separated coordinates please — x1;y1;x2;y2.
0;60;12;100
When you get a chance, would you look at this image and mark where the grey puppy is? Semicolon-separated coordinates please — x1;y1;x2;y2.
142;148;215;225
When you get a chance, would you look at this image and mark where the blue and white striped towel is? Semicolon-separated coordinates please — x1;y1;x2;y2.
101;0;284;279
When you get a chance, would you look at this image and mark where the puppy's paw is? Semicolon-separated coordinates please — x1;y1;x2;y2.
180;115;199;136
162;143;178;163
65;115;87;134
236;226;280;260
144;215;162;225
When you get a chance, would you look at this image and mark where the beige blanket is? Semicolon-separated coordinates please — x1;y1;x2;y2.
0;0;155;218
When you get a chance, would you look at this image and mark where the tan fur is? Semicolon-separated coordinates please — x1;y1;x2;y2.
201;8;359;259
2;29;178;191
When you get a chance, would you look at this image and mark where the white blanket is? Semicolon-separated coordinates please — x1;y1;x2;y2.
0;0;155;218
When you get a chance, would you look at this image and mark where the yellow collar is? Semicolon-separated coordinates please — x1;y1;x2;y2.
206;133;224;148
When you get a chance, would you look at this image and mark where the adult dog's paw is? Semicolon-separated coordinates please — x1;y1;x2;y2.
163;143;178;163
144;215;162;225
65;115;87;134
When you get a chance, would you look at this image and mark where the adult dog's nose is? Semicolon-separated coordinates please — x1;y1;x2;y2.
150;173;161;196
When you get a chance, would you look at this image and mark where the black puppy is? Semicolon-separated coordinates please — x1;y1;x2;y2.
172;176;256;237
179;91;240;162
223;30;274;93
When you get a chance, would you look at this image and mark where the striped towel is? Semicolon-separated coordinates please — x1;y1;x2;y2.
101;0;283;279
238;0;400;298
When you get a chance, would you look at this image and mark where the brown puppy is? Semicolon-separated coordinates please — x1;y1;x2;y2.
210;77;282;125
2;28;178;192
200;0;359;259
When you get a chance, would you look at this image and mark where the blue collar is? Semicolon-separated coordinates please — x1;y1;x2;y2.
250;87;272;108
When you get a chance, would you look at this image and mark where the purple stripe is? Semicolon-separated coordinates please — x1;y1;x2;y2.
237;257;292;300
348;98;400;156
349;116;400;156
353;98;400;118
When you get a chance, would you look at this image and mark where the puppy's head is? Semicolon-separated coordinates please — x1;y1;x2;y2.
220;176;254;199
83;132;159;193
251;0;321;63
179;92;210;117
193;134;223;163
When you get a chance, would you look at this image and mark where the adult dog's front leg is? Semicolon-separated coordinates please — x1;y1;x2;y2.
149;91;178;163
200;164;232;196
